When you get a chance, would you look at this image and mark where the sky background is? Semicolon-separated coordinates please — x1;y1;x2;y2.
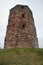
0;0;43;48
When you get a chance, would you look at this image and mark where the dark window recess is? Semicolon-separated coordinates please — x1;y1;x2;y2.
22;14;24;18
22;24;25;29
22;6;24;9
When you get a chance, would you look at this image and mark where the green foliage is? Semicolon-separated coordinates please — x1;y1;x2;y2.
0;48;43;65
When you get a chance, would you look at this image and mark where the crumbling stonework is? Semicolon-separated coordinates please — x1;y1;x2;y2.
4;5;38;48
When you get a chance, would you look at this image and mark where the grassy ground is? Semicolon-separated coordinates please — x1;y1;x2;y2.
0;48;43;65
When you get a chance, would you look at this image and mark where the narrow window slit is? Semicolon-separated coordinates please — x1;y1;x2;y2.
22;24;25;29
22;14;24;18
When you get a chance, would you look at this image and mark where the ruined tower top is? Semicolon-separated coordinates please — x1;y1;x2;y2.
4;5;38;48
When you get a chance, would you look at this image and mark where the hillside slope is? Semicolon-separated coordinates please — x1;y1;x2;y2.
0;48;43;65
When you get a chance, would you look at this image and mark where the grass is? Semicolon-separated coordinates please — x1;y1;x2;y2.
0;48;43;65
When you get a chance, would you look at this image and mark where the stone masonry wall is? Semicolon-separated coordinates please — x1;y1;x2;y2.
4;5;38;48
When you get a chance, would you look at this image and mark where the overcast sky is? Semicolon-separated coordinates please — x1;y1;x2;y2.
0;0;43;48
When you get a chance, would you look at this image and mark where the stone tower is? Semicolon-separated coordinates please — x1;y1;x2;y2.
4;5;38;48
